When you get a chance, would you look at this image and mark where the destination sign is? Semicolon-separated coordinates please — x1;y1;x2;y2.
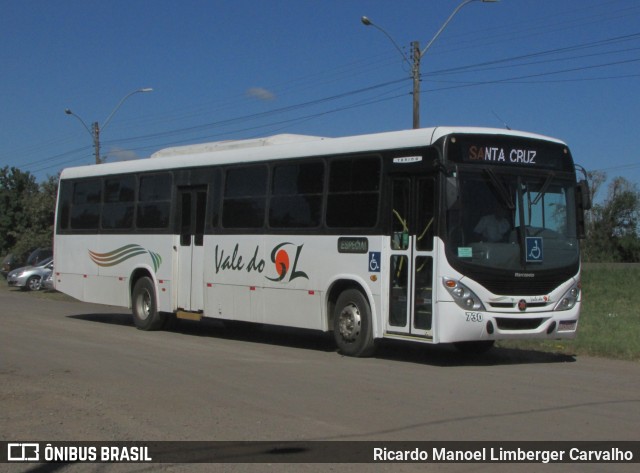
468;146;537;164
446;134;574;172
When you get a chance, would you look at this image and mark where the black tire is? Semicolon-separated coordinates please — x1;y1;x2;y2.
454;340;495;355
333;289;375;357
131;277;165;331
24;276;42;291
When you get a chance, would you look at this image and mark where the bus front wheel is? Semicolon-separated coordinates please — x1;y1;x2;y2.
333;289;375;357
132;277;165;331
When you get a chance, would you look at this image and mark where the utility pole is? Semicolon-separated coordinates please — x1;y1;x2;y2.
65;88;153;165
92;122;101;164
362;0;498;129
411;41;421;129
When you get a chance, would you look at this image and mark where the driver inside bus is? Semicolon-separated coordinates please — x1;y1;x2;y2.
474;202;510;242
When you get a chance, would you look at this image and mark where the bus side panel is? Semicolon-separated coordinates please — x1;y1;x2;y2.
54;235;99;303
54;272;86;303
54;233;173;311
204;283;321;329
207;284;254;322
202;235;322;329
201;235;381;333
98;234;173;311
86;273;129;308
262;288;323;329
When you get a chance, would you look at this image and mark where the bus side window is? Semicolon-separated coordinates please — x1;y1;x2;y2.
103;175;135;230
209;170;221;229
70;179;101;230
270;161;324;228
222;165;267;229
327;156;380;228
137;173;172;229
57;181;73;231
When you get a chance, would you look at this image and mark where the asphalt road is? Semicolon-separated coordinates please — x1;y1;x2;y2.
1;285;639;473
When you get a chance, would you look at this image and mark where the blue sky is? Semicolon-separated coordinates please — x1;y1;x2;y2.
1;0;639;200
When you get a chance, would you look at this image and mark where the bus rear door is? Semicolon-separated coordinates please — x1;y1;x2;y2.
176;186;207;312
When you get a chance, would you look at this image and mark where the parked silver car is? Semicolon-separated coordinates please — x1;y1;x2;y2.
7;257;53;291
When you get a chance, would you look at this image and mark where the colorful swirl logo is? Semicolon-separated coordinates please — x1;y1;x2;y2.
89;244;162;272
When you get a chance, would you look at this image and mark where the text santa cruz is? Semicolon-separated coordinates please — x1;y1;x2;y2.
468;145;537;164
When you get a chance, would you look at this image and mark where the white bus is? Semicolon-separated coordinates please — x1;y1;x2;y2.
54;127;591;356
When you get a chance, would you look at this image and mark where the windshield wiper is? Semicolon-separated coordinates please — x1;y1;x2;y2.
531;171;556;206
484;169;515;210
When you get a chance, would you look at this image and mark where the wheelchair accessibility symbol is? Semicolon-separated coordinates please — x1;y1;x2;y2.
526;237;543;263
369;252;381;272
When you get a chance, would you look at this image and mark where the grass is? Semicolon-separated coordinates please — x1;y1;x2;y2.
498;264;640;361
4;265;640;361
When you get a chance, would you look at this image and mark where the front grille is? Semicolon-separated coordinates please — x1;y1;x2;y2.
489;301;549;309
496;318;544;330
482;278;561;295
489;302;513;308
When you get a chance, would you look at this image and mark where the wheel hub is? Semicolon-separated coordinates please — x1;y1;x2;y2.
137;289;151;320
338;304;361;342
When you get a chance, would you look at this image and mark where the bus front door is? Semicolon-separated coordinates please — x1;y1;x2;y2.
177;187;207;312
388;177;435;339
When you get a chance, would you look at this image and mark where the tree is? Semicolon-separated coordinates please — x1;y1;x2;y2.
8;175;58;259
0;167;58;260
0;166;39;256
587;170;607;207
583;176;640;262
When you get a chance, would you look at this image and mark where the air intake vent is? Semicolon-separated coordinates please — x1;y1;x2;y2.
496;318;544;330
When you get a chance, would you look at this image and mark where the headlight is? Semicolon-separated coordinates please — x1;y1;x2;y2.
443;278;486;311
554;281;580;311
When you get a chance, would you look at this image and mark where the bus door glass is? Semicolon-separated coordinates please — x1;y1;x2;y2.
388;176;435;337
177;186;207;311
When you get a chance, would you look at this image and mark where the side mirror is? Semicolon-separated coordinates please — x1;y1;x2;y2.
576;179;591;239
578;180;592;211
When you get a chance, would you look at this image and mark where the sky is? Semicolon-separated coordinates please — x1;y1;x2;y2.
1;0;639;200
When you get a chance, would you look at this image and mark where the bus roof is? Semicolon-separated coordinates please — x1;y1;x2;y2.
149;133;327;158
59;126;567;180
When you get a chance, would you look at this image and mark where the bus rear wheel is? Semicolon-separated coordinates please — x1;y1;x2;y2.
132;277;165;331
333;289;375;357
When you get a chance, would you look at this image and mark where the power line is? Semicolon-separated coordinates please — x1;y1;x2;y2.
10;4;640;176
422;57;640;92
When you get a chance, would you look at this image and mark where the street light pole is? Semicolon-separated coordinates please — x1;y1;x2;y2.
362;0;497;129
65;87;153;164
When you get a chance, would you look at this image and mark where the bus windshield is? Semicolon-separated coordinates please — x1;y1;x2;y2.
446;169;579;272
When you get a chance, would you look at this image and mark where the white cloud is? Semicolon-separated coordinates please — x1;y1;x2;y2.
246;87;276;101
